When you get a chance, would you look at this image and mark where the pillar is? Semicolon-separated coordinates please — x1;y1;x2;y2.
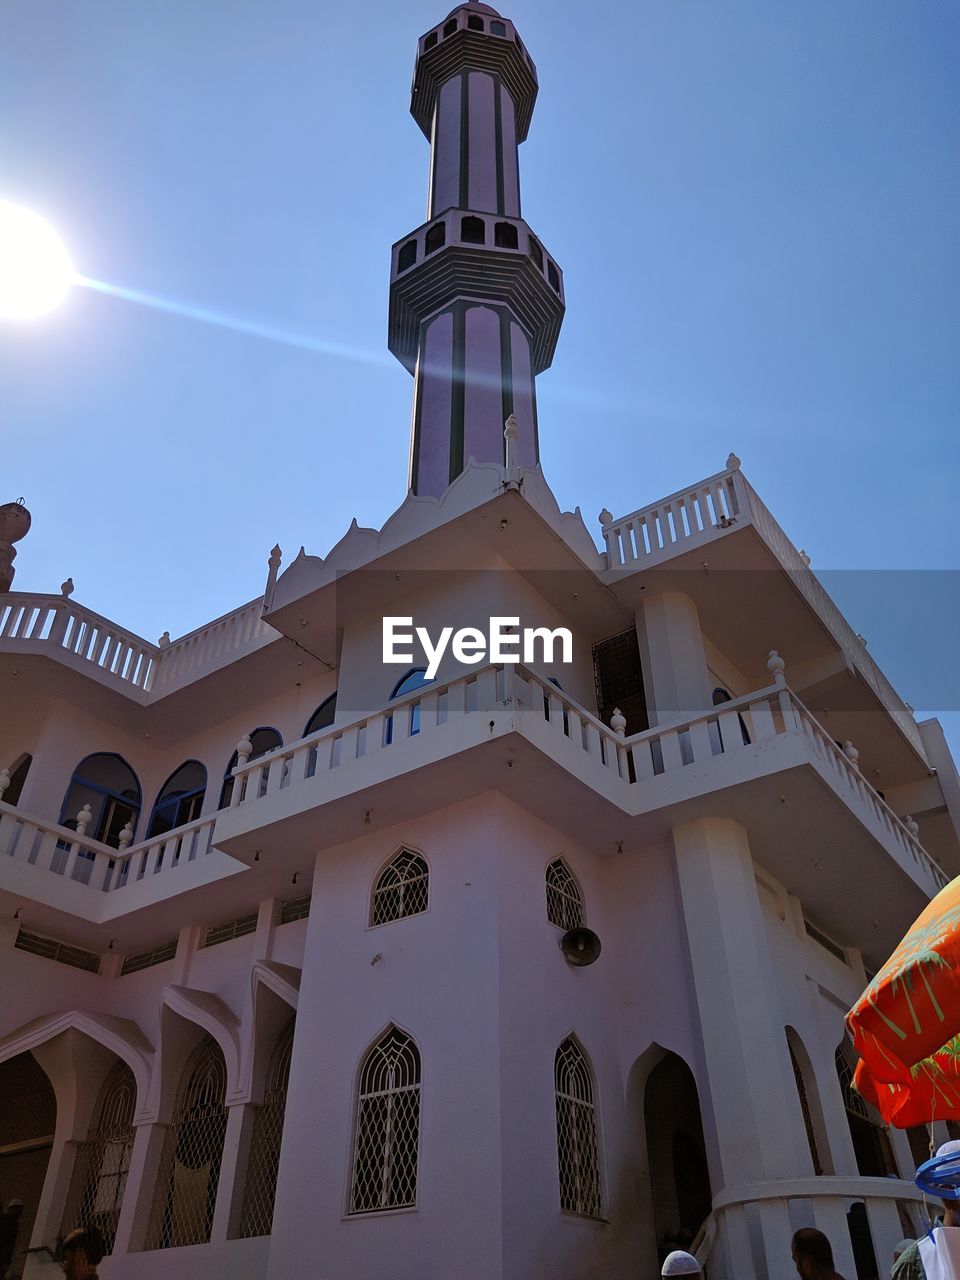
637;593;710;723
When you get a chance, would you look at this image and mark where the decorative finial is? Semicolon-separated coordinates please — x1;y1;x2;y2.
75;803;93;836
766;650;786;686
798;550;810;568
842;740;859;766
158;630;171;648
904;815;920;838
60;576;74;598
599;508;613;527
610;708;626;738
504;415;520;473
0;769;10;801
269;544;282;569
117;821;134;851
236;734;254;767
726;452;741;471
0;499;32;593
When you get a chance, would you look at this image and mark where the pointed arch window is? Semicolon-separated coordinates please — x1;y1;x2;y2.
147;1036;228;1249
349;1027;421;1214
370;849;429;926
62;1061;136;1253
59;753;141;848
219;727;282;808
147;761;206;838
786;1030;824;1175
304;693;338;737
238;1019;295;1238
545;858;584;932
555;1037;603;1218
835;1044;897;1177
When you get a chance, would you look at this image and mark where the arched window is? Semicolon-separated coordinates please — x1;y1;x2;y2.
147;1036;228;1249
460;215;485;244
425;222;446;256
304;693;337;737
547;260;560;292
494;221;519;250
397;239;417;272
490;20;506;36
370;849;429;926
835;1044;897;1178
62;1060;136;1253
238;1019;295;1238
3;753;31;806
545;858;584;932
147;761;206;838
527;235;543;270
555;1037;602;1219
710;687;750;748
467;13;484;30
423;30;438;50
442;17;458;37
786;1029;825;1175
349;1027;421;1214
219;727;282;808
59;753;141;847
385;668;432;744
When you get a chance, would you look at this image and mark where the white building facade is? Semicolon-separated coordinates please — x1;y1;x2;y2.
2;5;959;1279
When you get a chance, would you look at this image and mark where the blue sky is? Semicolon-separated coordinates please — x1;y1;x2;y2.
0;1;957;746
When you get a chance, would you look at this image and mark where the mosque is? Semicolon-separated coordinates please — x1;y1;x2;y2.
1;3;959;1278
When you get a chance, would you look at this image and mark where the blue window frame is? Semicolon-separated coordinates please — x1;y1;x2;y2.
385;669;432;745
59;753;142;849
147;760;207;838
219;727;282;808
304;693;337;737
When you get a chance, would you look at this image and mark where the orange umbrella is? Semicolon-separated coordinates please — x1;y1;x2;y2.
846;876;960;1127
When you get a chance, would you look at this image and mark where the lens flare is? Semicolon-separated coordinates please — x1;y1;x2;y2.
0;200;75;320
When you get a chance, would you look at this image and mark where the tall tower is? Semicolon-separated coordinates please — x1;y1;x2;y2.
389;2;565;497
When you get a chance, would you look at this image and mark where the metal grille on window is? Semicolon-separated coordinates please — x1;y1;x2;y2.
545;858;584;932
349;1027;420;1214
238;1019;294;1238
146;1036;228;1250
61;1061;136;1253
555;1037;602;1219
370;850;429;926
787;1040;823;1175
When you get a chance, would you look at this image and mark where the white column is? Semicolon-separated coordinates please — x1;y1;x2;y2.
636;592;710;723
866;1195;911;1277
810;1197;858;1279
211;1102;253;1241
111;1121;167;1254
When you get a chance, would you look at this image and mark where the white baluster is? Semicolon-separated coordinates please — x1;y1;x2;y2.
235;734;253;767
610;708;626;739
117;822;133;851
75;803;93;837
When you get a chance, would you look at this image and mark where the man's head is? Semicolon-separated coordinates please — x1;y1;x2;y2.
661;1250;702;1278
792;1227;835;1278
60;1226;104;1279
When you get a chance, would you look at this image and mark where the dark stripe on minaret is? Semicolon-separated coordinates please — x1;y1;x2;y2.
493;74;505;217
449;301;466;482
410;326;425;493
459;70;470;210
499;308;513;465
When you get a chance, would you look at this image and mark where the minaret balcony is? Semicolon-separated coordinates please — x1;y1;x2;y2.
388;208;565;374
412;7;538;142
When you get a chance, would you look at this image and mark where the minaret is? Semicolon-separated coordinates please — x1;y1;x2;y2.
389;2;565;497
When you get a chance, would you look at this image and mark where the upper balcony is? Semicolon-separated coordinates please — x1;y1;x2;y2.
600;458;927;770
0;660;944;965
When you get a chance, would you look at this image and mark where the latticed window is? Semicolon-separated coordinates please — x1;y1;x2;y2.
555;1037;603;1219
147;1036;228;1250
238;1019;295;1238
545;858;584;932
835;1045;897;1178
370;850;429;926
787;1037;823;1176
349;1027;421;1214
62;1061;136;1252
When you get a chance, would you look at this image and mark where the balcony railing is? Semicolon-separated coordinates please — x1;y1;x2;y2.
0;593;279;700
601;463;925;759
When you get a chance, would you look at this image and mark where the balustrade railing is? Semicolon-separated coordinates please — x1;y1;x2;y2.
0;802;219;896
600;467;743;569
0;593;280;699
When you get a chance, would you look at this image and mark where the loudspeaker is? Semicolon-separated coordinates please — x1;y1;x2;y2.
559;927;601;967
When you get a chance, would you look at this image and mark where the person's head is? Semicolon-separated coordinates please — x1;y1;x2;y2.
661;1250;702;1278
792;1227;835;1278
60;1226;104;1279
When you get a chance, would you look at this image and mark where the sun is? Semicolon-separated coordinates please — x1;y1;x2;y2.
0;200;75;321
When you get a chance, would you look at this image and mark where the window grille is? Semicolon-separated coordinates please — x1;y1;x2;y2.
835;1045;898;1177
554;1037;602;1219
202;913;258;948
120;940;177;975
62;1061;136;1252
349;1028;421;1214
545;859;584;932
146;1036;228;1249
370;850;429;926
804;919;847;964
238;1020;295;1237
280;895;311;924
15;928;99;973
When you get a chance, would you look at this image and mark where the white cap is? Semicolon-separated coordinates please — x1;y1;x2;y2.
938;1140;960;1160
662;1251;701;1276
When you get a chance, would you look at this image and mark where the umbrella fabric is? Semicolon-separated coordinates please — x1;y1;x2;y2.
846;877;960;1126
